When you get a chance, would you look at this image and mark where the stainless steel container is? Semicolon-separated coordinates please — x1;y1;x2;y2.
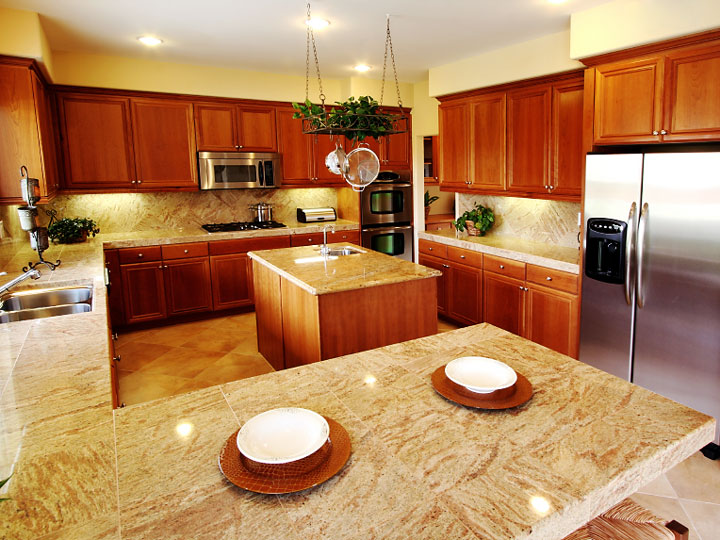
249;202;274;222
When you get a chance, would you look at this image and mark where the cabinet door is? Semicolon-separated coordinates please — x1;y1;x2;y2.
195;104;237;151
131;99;197;189
438;101;470;189
58;93;135;190
291;233;324;246
507;85;550;194
30;72;59;200
237;105;277;151
551;81;584;197
525;285;578;358
483;272;524;335
469;92;506;191
383;130;411;169
277;108;312;184
447;262;481;325
314;134;345;184
663;43;720;142
104;249;125;328
418;254;448;316
0;64;44;202
120;261;167;324
593;57;664;144
163;257;213;315
210;253;253;310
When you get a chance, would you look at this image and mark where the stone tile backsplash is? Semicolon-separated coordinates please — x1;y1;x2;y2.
457;194;581;249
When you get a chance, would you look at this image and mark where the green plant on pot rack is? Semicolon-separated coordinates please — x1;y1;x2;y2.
453;203;495;237
48;217;100;244
424;190;440;219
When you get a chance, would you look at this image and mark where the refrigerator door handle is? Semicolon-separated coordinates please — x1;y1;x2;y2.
624;202;637;305
636;202;649;309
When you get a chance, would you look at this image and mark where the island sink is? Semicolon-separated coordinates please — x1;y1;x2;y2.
0;285;93;324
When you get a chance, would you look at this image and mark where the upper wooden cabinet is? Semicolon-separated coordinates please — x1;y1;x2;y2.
346;110;412;170
438;101;470;189
551;81;584;197
131;98;197;189
0;61;56;204
58;93;136;190
195;103;277;152
585;35;720;144
470;93;506;191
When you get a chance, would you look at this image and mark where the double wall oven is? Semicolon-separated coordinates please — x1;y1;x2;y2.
361;171;413;261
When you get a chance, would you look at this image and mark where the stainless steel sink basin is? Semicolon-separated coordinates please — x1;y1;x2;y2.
0;286;93;311
324;247;363;257
0;303;92;323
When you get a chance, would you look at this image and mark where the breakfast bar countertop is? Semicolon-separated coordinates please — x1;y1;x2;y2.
248;244;441;295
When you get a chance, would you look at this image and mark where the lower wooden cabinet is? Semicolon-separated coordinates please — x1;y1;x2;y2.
120;261;167;324
163;257;213;315
483;272;525;335
525;284;578;357
417;255;448;315
291;230;361;247
210;253;253;310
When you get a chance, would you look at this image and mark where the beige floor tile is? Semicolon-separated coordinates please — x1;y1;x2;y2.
117;369;189;406
138;347;226;379
637;473;679;498
680;499;720;540
666;451;720;505
228;334;261;356
135;324;209;347
630;493;701;540
178;328;253;353
115;341;174;371
438;318;461;333
193;353;274;385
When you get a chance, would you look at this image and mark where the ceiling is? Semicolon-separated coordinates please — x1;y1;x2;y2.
1;0;612;82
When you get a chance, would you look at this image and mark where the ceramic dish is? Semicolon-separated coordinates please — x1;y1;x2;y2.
431;365;533;410
219;416;351;494
445;356;517;393
236;407;329;464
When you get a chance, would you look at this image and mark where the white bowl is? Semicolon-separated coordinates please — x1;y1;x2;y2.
236;408;330;464
445;356;517;394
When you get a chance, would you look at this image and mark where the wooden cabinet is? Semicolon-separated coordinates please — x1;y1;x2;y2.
423;136;439;184
483;271;525;335
417;254;449;316
470;92;506;191
131;99;197;189
104;249;125;329
58;93;136;190
587;38;720;144
195;103;277;151
120;260;167;324
551;81;584;196
348;110;412;170
525;284;578;357
438;101;470;189
0;61;56;203
163;257;213;315
290;229;360;247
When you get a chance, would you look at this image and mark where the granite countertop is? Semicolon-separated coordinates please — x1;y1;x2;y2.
248;244;441;295
418;230;581;274
0;233;714;540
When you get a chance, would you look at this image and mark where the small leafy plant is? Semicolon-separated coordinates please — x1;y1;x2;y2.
48;217;100;244
292;96;395;142
424;190;440;208
454;203;495;236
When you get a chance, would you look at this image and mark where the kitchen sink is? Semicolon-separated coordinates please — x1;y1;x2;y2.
0;285;93;324
0;286;93;311
323;246;363;257
0;303;92;323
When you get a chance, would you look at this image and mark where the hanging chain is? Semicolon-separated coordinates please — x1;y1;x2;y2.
379;14;403;109
305;3;325;106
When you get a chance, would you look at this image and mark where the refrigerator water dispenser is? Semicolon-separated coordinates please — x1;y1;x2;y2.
585;218;627;284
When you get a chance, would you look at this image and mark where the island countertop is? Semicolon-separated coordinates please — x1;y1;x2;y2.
248;243;441;295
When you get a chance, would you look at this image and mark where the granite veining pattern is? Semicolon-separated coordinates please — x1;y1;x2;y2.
418;230;581;274
248;244;441;295
0;232;714;540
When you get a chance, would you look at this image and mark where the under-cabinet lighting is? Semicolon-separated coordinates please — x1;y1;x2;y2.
306;18;330;30
137;36;163;46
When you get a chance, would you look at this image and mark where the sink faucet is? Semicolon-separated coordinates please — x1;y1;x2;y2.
320;224;336;256
0;268;41;295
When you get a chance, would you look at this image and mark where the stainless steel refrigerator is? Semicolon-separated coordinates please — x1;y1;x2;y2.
580;151;720;444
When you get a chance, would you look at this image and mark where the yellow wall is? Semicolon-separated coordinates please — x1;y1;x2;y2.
571;0;720;59
0;7;54;79
411;80;439;136
429;30;582;97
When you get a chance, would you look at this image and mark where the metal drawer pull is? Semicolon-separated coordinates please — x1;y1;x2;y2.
546;276;552;281
442;264;449;268
460;255;465;259
499;264;504;269
138;253;143;258
158;265;163;269
184;249;189;253
428;247;433;251
660;130;667;135
653;130;659;135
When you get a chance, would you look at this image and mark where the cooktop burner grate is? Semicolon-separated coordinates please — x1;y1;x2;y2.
201;221;287;233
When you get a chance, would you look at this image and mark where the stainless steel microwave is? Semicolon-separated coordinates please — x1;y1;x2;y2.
198;152;282;190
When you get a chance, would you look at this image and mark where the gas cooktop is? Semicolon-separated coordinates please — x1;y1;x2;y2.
201;221;287;233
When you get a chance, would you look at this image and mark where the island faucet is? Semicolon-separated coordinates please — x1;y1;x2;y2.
0;268;41;295
320;224;335;256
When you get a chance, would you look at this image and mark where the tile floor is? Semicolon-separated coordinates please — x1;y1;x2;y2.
116;314;719;538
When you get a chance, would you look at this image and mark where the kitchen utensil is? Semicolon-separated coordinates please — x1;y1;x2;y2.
249;202;274;222
343;146;380;192
431;365;533;409
444;356;517;393
325;143;348;176
17;206;39;231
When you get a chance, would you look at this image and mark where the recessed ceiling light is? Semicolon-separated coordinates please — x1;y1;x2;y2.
354;64;371;72
306;18;330;30
137;36;163;46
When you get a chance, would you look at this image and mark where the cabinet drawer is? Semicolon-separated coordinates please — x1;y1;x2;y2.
418;239;448;258
118;246;162;264
291;233;324;246
161;242;209;260
208;235;290;255
483;254;525;280
447;246;482;269
426;221;453;231
328;229;361;244
526;264;578;294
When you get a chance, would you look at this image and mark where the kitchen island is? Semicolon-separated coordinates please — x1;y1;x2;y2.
248;244;441;370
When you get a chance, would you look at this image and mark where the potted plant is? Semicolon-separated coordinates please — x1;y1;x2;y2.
48;217;100;244
453;203;495;237
424;190;439;220
292;96;397;142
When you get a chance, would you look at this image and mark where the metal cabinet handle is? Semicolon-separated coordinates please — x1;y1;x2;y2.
138;253;143;258
546;276;552;281
158;265;163;269
660;130;667;135
428;247;433;251
131;180;136;184
164;265;169;269
238;145;244;149
499;264;504;269
137;180;142;184
460;255;465;259
624;202;637;306
184;249;189;254
113;355;121;363
636;202;649;309
518;285;524;290
442;264;449;268
652;130;659;135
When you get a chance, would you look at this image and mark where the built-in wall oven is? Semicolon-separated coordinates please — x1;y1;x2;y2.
361;171;413;261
